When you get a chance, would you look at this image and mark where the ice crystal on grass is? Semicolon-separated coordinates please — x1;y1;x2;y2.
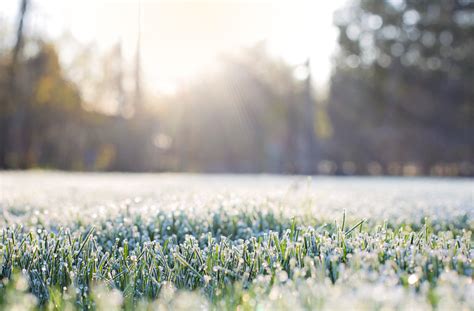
0;172;472;310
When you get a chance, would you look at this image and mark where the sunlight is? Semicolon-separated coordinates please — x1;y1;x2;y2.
6;0;346;94
1;1;472;306
267;1;344;88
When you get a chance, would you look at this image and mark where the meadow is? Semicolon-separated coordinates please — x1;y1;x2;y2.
0;172;473;310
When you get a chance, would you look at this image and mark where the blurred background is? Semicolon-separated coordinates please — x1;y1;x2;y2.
0;0;473;175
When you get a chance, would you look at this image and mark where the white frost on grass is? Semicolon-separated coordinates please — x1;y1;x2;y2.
1;172;472;227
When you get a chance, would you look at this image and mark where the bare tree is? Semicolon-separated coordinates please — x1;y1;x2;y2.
3;0;30;168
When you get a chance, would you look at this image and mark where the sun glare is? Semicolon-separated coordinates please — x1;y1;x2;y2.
8;0;345;95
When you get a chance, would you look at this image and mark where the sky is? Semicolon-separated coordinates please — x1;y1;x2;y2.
2;0;346;95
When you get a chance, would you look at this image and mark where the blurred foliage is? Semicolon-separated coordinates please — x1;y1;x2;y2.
0;0;473;174
0;38;157;171
158;45;318;173
328;0;474;174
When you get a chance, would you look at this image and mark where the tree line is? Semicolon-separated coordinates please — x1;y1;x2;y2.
0;0;473;175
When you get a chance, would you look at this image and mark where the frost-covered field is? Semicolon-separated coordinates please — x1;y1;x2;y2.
0;172;473;310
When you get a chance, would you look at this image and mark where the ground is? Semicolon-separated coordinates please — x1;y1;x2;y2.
0;172;473;310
